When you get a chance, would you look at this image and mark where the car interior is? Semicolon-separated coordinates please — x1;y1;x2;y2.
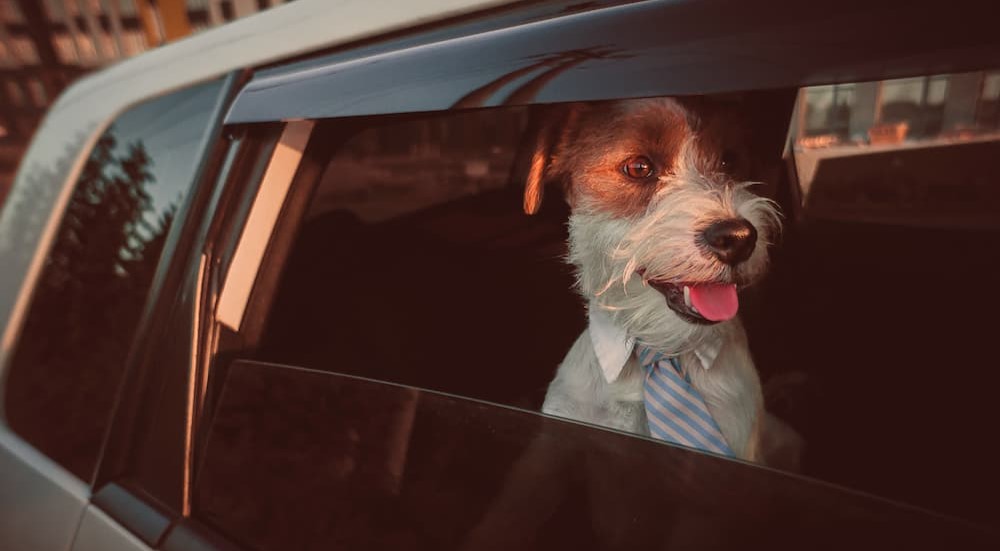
235;83;1000;530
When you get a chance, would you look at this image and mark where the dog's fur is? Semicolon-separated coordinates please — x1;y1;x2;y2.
525;97;781;462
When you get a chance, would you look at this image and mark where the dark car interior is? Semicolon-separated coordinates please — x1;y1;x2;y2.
249;89;1000;527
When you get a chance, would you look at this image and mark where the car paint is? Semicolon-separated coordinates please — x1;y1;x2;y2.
0;2;512;550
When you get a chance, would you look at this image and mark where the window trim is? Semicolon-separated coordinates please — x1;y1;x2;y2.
225;0;1000;125
84;73;248;538
216;120;314;331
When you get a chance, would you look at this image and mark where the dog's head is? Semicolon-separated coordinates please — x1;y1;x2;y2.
524;97;781;351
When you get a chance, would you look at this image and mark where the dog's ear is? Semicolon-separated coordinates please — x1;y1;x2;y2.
520;104;578;215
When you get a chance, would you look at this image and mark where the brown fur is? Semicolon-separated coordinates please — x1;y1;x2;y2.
524;98;754;219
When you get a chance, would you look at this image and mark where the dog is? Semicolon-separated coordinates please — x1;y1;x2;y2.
523;96;783;463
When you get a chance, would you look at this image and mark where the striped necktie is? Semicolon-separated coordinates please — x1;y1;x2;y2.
637;345;734;457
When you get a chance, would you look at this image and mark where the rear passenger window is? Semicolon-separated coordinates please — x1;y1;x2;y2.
4;78;225;480
210;77;999;533
255;108;584;410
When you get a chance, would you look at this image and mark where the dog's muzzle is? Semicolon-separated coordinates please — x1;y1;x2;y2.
700;218;757;265
642;217;759;325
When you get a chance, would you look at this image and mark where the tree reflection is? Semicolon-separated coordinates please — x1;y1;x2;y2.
5;126;175;481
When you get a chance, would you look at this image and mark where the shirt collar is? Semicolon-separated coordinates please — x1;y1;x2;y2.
588;306;723;383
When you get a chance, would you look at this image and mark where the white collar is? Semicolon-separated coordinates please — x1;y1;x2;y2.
588;307;724;383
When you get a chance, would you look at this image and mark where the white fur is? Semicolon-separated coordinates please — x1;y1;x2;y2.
541;113;780;461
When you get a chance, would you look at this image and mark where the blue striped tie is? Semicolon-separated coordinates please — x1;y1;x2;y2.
637;345;734;457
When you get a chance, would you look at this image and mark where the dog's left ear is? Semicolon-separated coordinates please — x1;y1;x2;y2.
520;104;578;215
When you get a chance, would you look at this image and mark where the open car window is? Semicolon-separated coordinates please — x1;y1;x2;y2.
254;107;584;411
201;73;1000;534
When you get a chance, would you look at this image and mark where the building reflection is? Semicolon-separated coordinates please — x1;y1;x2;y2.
794;72;1000;148
792;72;1000;227
0;0;291;203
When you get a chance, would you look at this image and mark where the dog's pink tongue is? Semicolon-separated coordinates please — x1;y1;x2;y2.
689;284;739;321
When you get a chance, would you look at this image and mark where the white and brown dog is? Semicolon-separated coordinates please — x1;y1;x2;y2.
524;97;785;463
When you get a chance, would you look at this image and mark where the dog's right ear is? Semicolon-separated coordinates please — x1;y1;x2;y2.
521;104;578;215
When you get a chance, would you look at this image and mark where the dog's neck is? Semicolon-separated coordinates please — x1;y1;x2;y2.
588;305;724;383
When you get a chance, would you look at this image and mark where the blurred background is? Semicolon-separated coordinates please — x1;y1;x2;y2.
789;71;1000;227
0;0;295;206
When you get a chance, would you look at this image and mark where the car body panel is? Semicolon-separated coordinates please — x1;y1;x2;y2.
71;505;150;551
0;433;87;551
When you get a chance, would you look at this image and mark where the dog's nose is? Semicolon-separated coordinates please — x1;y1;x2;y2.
701;218;757;265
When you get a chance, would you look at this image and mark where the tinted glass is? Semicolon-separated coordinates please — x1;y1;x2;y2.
752;70;1000;522
195;360;995;551
4;78;225;480
249;82;1000;527
793;70;1000;226
257;108;588;411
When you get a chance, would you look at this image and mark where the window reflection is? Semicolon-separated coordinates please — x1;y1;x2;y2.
4;79;224;480
193;361;993;551
792;70;1000;226
310;109;528;223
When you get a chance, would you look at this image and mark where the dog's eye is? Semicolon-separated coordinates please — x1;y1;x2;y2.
622;156;655;179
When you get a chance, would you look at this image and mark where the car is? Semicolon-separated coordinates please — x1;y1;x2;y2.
1;0;998;549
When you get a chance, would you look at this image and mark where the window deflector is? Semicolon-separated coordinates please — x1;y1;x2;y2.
215;121;314;331
224;0;1000;124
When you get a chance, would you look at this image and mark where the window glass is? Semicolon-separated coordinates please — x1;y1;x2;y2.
792;71;1000;227
310;110;527;223
256;108;581;411
802;84;855;140
4;78;225;480
771;70;1000;524
978;72;1000;129
240;85;996;532
193;361;991;551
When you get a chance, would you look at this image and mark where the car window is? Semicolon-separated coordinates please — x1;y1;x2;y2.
4;77;226;481
756;69;1000;524
791;70;1000;227
192;359;993;551
254;107;585;412
254;99;788;411
219;81;999;534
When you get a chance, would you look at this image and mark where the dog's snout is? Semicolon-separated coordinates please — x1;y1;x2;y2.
701;218;757;265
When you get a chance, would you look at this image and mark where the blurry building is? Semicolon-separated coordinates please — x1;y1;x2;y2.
0;0;293;203
794;71;1000;147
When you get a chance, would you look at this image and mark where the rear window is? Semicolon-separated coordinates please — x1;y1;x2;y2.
792;70;1000;227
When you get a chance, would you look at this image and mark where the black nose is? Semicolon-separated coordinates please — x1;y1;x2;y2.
701;218;758;265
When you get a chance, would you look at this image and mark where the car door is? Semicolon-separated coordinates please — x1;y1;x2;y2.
130;2;997;549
